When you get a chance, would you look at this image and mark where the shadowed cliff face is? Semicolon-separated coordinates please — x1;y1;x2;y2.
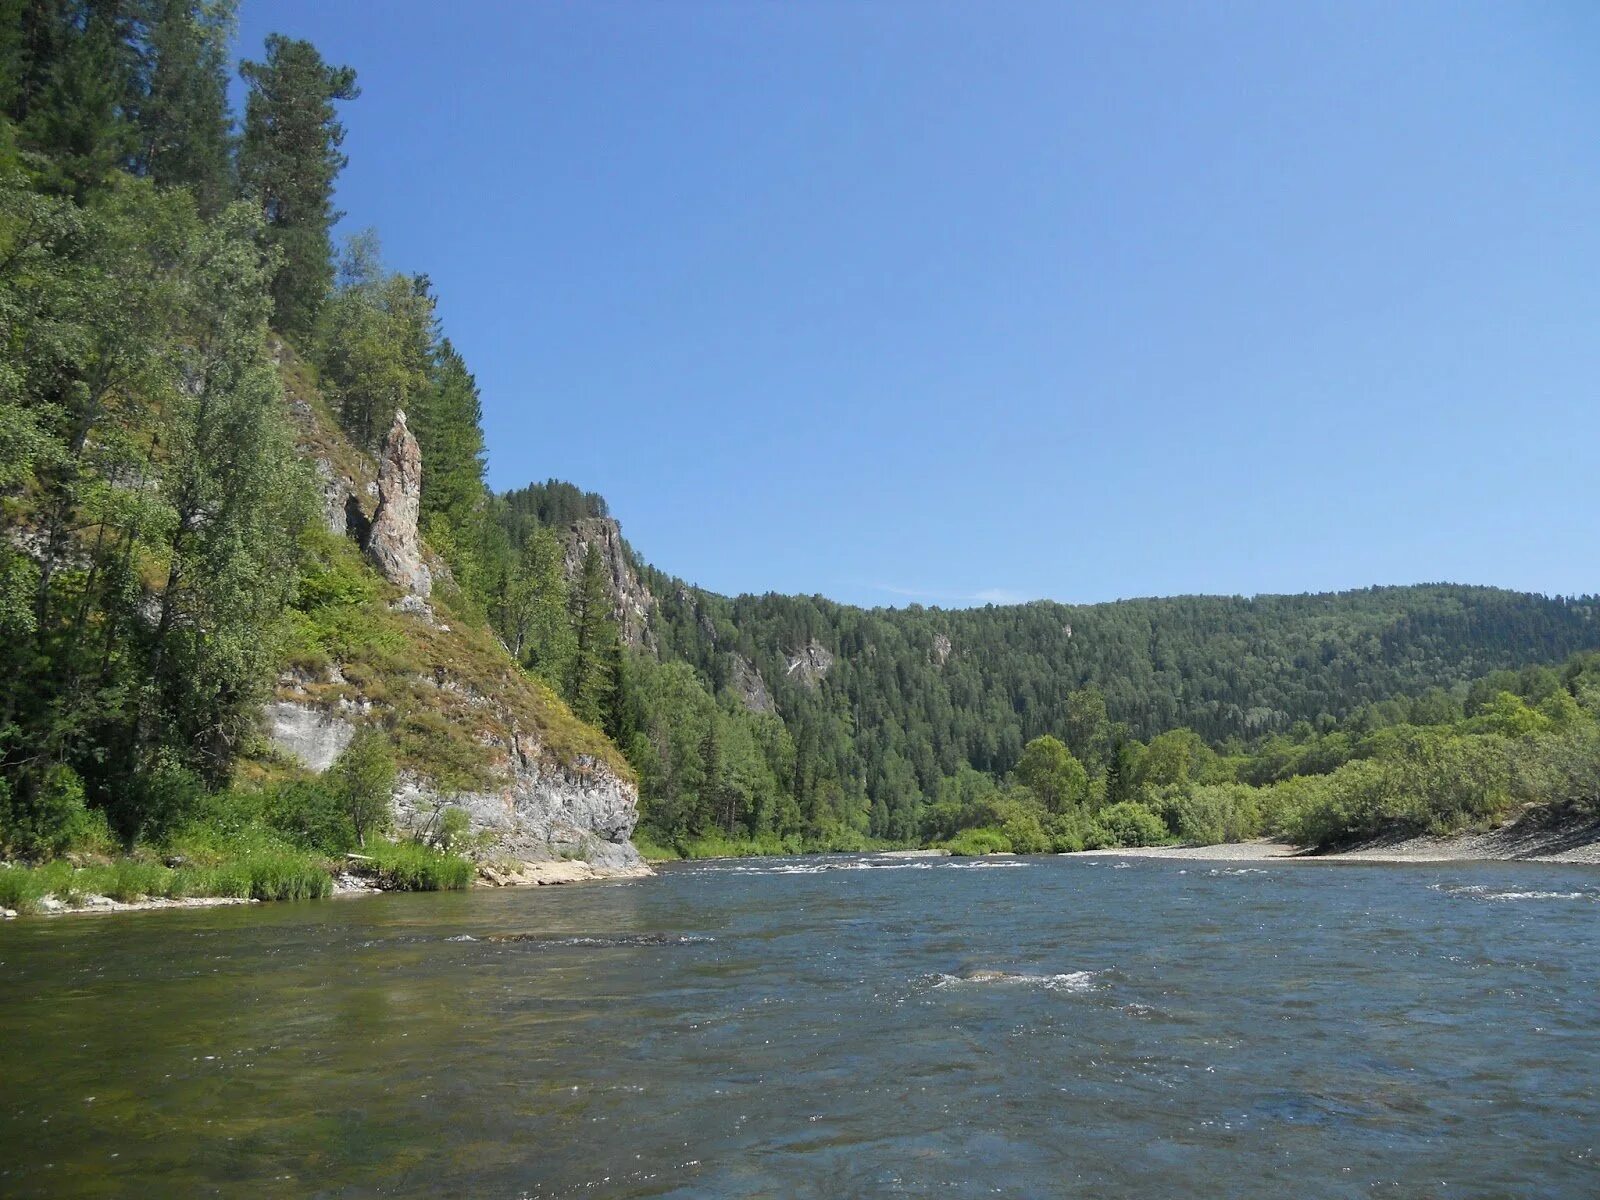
366;409;431;598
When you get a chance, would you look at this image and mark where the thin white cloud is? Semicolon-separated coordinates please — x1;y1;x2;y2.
870;583;1030;606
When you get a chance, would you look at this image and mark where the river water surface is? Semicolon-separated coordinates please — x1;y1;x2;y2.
2;853;1598;1198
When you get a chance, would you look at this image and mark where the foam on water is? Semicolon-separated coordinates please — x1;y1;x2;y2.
479;933;716;946
694;858;1027;876
931;969;1101;994
1431;883;1599;903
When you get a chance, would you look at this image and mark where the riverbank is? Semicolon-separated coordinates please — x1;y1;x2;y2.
1;850;654;919
1076;810;1600;865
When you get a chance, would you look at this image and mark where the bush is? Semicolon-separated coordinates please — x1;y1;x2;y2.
120;756;207;844
1043;813;1088;853
1158;783;1263;845
0;765;101;859
326;728;397;848
631;829;681;861
1279;733;1517;848
942;827;1012;856
1086;802;1170;849
263;779;354;853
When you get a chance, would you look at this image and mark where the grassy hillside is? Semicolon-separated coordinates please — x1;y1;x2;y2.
272;342;630;790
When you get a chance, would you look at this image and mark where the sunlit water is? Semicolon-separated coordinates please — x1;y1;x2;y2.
3;854;1599;1198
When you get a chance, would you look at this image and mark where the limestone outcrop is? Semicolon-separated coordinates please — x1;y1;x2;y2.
393;748;646;873
785;638;835;688
366;409;431;597
564;517;655;648
729;654;775;713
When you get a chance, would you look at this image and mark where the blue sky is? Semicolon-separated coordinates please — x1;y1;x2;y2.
234;2;1600;607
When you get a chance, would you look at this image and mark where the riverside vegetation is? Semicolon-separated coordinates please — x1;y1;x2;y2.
3;6;1600;910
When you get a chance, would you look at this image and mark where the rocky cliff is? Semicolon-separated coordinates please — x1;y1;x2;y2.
271;347;645;881
365;409;431;598
564;516;656;649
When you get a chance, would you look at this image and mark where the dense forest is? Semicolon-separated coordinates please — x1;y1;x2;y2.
483;495;1600;857
0;2;540;890
3;3;1598;896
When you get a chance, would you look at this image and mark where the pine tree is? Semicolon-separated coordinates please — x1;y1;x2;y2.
505;526;573;690
137;0;234;214
567;544;615;725
4;0;144;197
238;33;357;339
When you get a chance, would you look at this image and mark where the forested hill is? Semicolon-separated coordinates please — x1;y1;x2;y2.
650;580;1600;746
489;481;1599;847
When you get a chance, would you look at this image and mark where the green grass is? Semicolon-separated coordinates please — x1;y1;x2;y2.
630;830;681;861
0;843;334;911
362;840;474;891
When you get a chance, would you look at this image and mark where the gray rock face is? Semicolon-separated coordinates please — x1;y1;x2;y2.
729;654;775;713
366;410;431;597
785;638;835;689
265;701;354;772
394;751;644;871
564;517;655;648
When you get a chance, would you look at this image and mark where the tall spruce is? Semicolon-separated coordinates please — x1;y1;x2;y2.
238;33;357;339
137;0;234;213
567;544;616;726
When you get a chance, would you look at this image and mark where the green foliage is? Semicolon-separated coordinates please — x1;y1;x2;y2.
629;829;682;861
1013;736;1089;814
0;765;109;859
362;839;472;891
139;0;237;214
505;525;575;689
325;727;396;849
1157;783;1262;846
238;34;358;338
1086;802;1171;849
261;779;354;853
568;544;618;726
314;232;431;451
942;827;1013;856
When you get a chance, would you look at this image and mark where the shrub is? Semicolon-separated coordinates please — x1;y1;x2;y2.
942;826;1012;856
1086;802;1170;849
326;728;397;848
1158;783;1263;845
263;779;354;852
121;755;207;844
0;765;99;859
630;830;681;861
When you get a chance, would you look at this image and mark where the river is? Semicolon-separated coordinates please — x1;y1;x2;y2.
2;853;1598;1197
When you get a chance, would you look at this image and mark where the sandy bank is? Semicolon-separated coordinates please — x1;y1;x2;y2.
1075;812;1600;866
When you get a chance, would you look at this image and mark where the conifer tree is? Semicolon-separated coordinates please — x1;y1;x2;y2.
238;33;357;339
137;0;234;213
505;526;574;690
567;544;616;725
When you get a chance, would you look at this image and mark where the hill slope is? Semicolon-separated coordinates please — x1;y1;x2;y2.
265;344;645;874
505;502;1599;847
